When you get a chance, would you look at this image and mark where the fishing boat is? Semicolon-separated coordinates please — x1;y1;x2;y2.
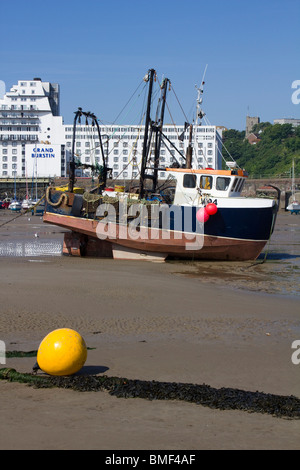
43;69;279;261
287;160;300;214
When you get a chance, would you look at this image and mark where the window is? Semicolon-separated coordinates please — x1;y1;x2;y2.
236;179;245;192
200;175;212;190
216;177;231;191
231;178;238;192
183;174;196;188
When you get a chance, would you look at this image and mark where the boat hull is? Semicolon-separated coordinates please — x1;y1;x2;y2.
43;189;277;261
43;211;269;261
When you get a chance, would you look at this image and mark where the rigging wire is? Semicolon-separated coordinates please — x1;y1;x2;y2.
112;78;145;125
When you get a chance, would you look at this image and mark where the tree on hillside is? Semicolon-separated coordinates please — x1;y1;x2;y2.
221;123;300;177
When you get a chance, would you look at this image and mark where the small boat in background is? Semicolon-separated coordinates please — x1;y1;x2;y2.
21;198;34;210
287;160;300;214
9;200;22;212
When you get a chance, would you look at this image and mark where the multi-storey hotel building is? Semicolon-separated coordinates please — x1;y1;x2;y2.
0;78;222;181
0;78;66;179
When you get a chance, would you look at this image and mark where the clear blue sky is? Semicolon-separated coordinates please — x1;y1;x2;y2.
1;0;299;130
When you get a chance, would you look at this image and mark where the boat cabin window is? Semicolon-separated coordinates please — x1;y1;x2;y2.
231;178;244;193
200;175;212;190
183;174;197;188
216;177;231;191
231;178;238;192
236;179;245;193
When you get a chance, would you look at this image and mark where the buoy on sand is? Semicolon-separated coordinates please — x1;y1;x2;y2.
37;328;87;376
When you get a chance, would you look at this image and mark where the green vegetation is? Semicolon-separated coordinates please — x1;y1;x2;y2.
222;123;300;178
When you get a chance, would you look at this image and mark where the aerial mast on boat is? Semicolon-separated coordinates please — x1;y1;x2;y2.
188;65;207;169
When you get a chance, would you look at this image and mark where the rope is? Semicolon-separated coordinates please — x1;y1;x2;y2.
45;187;68;207
247;210;277;268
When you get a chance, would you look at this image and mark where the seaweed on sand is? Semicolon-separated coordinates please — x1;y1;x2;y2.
1;368;299;419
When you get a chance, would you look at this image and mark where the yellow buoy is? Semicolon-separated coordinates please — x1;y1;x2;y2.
37;328;87;376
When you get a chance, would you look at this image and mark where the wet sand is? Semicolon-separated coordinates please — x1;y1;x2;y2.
0;210;299;450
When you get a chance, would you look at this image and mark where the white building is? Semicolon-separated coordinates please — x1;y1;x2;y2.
0;78;222;181
0;78;66;179
64;123;223;180
273;118;300;127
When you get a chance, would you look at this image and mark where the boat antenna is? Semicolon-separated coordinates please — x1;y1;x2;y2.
189;64;207;169
195;64;208;127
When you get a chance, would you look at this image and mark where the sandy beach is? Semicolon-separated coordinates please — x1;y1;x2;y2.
0;210;299;450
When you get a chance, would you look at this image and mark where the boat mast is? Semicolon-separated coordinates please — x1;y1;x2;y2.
193;65;207;169
139;69;156;199
68;108;82;192
152;77;170;192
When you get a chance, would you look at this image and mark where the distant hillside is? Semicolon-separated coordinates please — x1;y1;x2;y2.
222;123;300;178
